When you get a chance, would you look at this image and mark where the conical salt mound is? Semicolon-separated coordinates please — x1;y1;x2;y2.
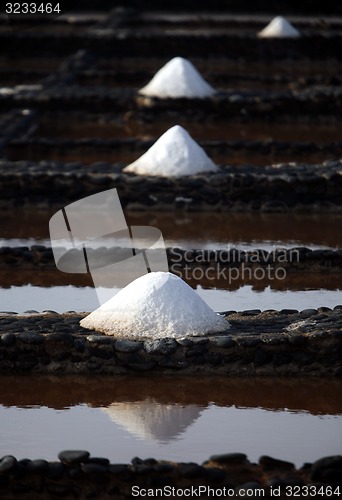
258;16;301;38
80;272;229;339
139;57;216;98
123;125;217;177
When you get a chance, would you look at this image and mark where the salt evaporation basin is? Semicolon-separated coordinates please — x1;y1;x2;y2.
123;125;218;177
139;57;216;98
258;16;301;38
80;272;229;339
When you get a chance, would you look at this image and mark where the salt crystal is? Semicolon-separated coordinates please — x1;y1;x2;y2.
123;125;217;177
258;16;301;38
139;57;216;98
80;271;229;339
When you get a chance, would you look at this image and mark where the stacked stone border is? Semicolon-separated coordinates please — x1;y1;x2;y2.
0;308;341;376
0;450;341;499
0;159;341;211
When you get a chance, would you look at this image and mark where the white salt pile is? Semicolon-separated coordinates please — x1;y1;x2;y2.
123;125;217;177
258;16;301;38
80;271;229;339
139;57;216;98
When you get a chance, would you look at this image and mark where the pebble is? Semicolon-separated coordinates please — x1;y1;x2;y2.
26;459;49;474
114;339;143;353
0;456;17;473
209;453;247;464
259;455;294;470
58;450;90;465
144;338;178;355
1;333;15;347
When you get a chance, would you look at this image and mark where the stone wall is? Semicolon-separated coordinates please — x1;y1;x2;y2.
0;309;341;376
0;451;341;500
0;160;341;211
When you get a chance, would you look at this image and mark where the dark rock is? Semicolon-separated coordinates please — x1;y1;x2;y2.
311;456;342;482
210;336;236;348
81;463;108;474
0;455;17;473
288;334;307;345
203;467;226;482
46;482;71;496
127;362;156;371
209;453;247;464
16;333;44;345
241;309;261;316
108;464;128;474
58;450;90;465
144;338;178;356
273;353;292;365
178;463;204;478
237;337;261;347
291;351;314;365
86;335;113;345
47;462;65;480
74;339;85;352
254;349;272;365
153;463;174;473
259;455;294;471
87;457;110;466
26;459;49;474
114;339;142;353
176;338;193;347
300;309;318;318
1;333;15;347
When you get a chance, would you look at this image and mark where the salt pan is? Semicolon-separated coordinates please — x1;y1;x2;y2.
80;271;229;339
139;57;216;98
123;125;217;177
258;16;301;38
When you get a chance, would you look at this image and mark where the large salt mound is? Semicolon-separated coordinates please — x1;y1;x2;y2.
258;16;301;38
80;271;229;339
139;57;216;98
123;125;217;177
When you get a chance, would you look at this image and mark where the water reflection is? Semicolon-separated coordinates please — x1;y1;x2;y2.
103;401;202;442
1;210;342;249
1;375;341;416
1;375;341;464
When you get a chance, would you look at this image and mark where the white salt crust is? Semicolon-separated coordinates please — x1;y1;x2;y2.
123;125;218;177
80;271;229;339
139;57;216;98
258;16;301;38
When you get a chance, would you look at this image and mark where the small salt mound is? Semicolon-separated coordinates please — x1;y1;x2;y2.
258;16;301;38
123;125;217;177
80;271;229;339
139;57;216;98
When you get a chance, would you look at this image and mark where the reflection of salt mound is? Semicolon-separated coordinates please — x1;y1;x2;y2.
80;271;229;338
123;125;217;177
139;57;215;98
103;400;202;442
258;16;301;38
